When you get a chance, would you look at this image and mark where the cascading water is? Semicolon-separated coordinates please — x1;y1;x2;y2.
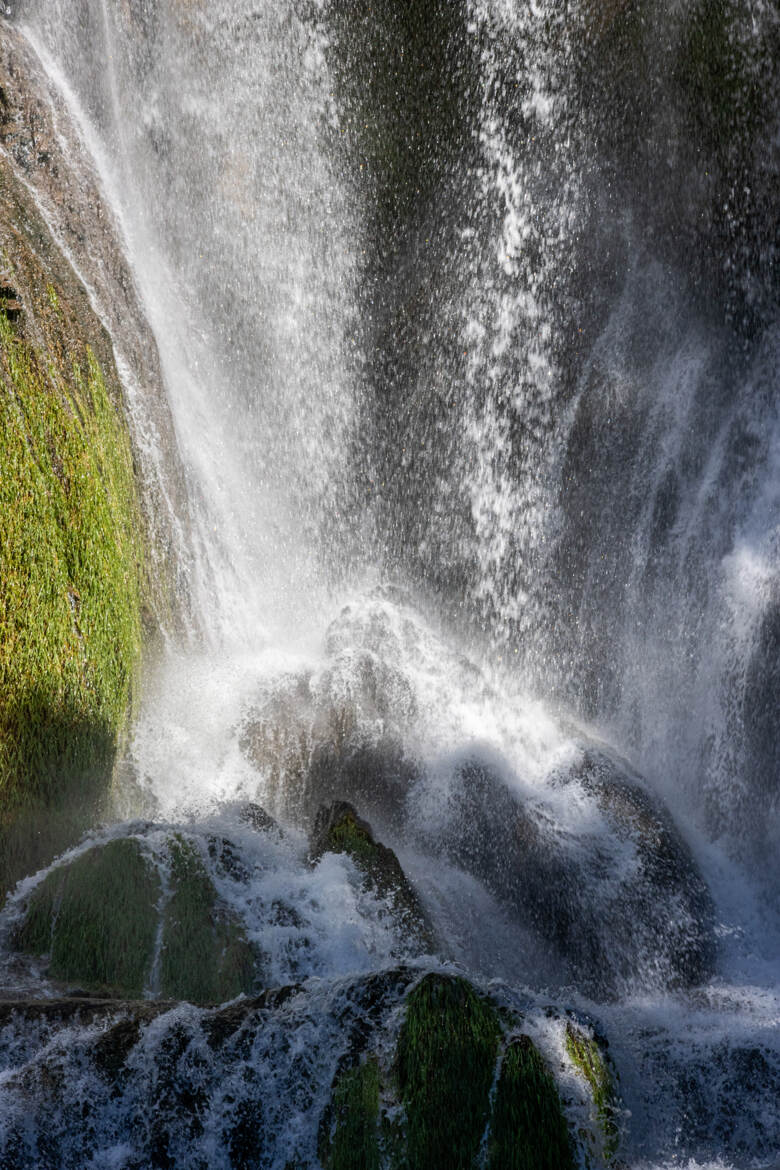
1;1;779;1167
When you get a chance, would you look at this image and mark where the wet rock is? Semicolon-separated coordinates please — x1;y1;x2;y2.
315;972;574;1170
311;801;434;955
240;598;422;832
0;969;605;1168
12;831;260;1005
565;1021;621;1164
207;835;252;882
396;973;502;1170
430;748;715;997
13;839;161;998
236;801;281;835
160;835;258;1004
318;1055;381;1170
487;1034;575;1170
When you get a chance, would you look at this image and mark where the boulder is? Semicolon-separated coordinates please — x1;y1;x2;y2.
13;839;160;998
160;834;257;1004
426;748;715;997
12;831;259;1005
320;972;576;1170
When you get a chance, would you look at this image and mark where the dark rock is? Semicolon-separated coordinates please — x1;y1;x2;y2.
236;802;281;835
310;802;434;955
487;1035;575;1170
160;834;258;1004
207;835;252;882
429;749;715;997
12;839;161;998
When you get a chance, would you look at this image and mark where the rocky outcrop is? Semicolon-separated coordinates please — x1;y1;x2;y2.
311;800;434;956
320;972;577;1170
426;747;715;997
0;968;615;1169
0;19;189;895
0;165;146;893
0;19;191;579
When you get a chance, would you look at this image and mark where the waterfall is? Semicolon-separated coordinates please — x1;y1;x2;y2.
1;1;779;1166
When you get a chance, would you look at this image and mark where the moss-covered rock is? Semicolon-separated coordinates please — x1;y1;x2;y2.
13;838;160;997
488;1035;575;1170
311;801;433;955
12;831;257;1004
395;973;500;1170
160;835;256;1004
0;156;149;896
565;1022;620;1163
316;972;584;1170
319;1056;381;1170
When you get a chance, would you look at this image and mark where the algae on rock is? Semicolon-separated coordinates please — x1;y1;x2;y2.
487;1035;575;1170
0;157;150;894
319;1056;381;1170
311;801;434;956
395;973;501;1170
14;838;160;997
316;971;587;1170
565;1021;621;1163
160;835;256;1005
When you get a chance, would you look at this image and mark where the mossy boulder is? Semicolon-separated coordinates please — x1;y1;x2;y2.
13;838;160;997
318;972;578;1170
395;974;502;1170
12;831;258;1004
319;1056;381;1170
311;801;433;956
160;835;256;1004
487;1035;575;1170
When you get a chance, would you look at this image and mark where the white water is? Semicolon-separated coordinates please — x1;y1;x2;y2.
3;0;780;1166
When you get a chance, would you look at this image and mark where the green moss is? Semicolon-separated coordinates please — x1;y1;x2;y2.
565;1023;620;1161
0;308;145;892
326;811;377;864
14;838;160;997
320;1057;381;1170
396;973;500;1170
161;836;256;1005
487;1035;575;1170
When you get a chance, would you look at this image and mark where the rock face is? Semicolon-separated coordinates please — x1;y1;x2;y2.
311;801;434;956
0;167;147;894
0;19;189;896
427;748;715;997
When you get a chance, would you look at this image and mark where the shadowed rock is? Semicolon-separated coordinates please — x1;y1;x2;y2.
311;801;434;956
427;749;715;997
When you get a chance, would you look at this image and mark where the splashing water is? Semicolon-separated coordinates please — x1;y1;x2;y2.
3;0;780;1166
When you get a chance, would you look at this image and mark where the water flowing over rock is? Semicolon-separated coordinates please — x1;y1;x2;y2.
0;1;779;1167
421;748;716;997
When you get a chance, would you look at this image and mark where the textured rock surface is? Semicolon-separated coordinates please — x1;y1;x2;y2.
428;748;715;997
0;19;191;895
